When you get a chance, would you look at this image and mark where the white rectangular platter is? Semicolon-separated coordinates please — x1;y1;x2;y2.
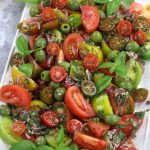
0;1;150;150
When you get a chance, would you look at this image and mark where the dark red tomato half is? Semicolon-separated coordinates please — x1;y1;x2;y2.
22;133;36;142
83;54;99;72
46;43;60;56
52;0;68;9
81;5;100;33
66;119;83;134
39;56;54;69
50;66;67;83
65;86;96;119
42;7;56;22
99;68;116;76
133;31;147;44
41;110;60;127
12;121;26;136
117;20;133;36
63;33;83;61
0;85;31;108
74;132;108;150
87;121;110;138
29;34;38;49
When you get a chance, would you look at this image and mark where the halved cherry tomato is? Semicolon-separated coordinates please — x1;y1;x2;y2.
63;33;83;61
29;34;38;49
81;5;100;33
22;133;36;142
39;56;54;69
87;121;110;138
117;139;136;150
0;85;31;108
117;20;133;36
46;43;60;56
50;66;67;82
133;31;147;44
41;110;60;127
83;54;99;72
66;119;83;134
129;2;144;15
42;7;56;22
74;132;108;150
99;68;116;76
52;0;67;9
65;86;96;119
12;121;26;136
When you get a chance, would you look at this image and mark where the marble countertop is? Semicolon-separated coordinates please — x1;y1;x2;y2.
0;0;25;80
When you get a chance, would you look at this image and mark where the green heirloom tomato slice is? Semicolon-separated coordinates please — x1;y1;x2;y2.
0;117;22;145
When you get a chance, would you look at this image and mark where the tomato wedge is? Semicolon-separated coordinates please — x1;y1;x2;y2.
63;33;83;61
74;132;108;150
52;0;67;9
0;85;31;108
65;86;96;119
46;43;60;56
133;31;147;44
81;5;100;33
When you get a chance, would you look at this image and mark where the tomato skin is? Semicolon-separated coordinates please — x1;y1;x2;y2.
65;86;96;119
74;132;108;150
99;68;116;76
63;33;83;61
50;66;67;83
83;54;99;72
0;85;31;108
41;110;60;127
46;43;60;56
81;5;100;33
87;121;110;138
12;121;26;136
66;119;83;134
117;20;133;36
52;0;67;9
29;34;38;49
22;133;36;142
133;31;147;44
129;2;144;15
42;7;56;22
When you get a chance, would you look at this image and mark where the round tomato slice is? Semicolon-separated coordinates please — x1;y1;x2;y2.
0;85;31;108
117;20;133;36
46;43;60;56
52;0;67;9
74;132;108;150
133;31;147;44
65;86;96;119
83;54;99;72
50;66;67;83
63;33;83;61
42;7;56;22
41;110;60;127
81;5;100;33
66;119;83;134
12;121;26;136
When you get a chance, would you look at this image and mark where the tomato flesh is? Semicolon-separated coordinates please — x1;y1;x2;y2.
46;43;60;56
0;85;31;108
99;68;116;76
29;34;38;49
133;31;147;44
52;0;67;9
129;2;144;14
63;33;83;61
65;86;96;119
81;5;100;33
74;132;108;150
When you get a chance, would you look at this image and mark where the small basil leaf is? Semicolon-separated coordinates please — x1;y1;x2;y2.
56;126;64;145
18;63;33;77
93;0;110;4
107;0;121;15
116;66;127;77
37;145;54;150
114;51;126;66
16;0;41;4
121;0;134;8
56;142;65;150
99;62;115;69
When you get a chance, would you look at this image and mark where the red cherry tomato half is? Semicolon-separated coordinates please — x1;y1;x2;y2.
65;86;96;119
81;5;100;33
66;119;83;134
0;85;31;108
74;132;108;150
46;43;60;56
50;66;67;83
99;68;116;76
83;54;99;72
22;133;36;142
52;0;68;9
133;31;147;44
41;110;60;127
42;7;56;22
117;20;133;36
12;121;26;136
63;33;83;61
39;56;54;69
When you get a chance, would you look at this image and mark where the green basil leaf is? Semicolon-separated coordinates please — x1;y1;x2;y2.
93;0;110;4
37;145;54;150
18;64;33;77
56;126;64;145
114;51;126;66
116;66;127;77
56;142;65;150
107;0;121;15
99;62;115;69
16;0;41;4
121;0;134;8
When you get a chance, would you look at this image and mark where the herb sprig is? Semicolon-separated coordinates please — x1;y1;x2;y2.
16;0;42;4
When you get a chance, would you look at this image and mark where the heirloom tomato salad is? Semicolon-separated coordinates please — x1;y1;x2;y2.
0;0;150;150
